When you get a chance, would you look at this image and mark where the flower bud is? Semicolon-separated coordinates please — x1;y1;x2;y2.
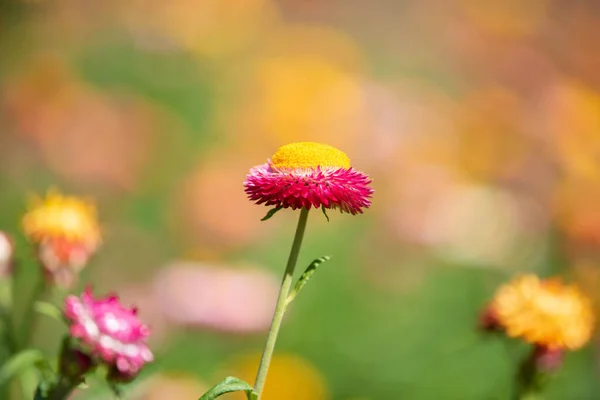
533;345;564;374
59;347;95;379
38;237;91;288
478;306;501;332
106;365;138;384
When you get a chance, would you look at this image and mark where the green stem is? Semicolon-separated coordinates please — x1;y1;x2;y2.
1;309;18;354
19;276;45;350
0;279;17;354
253;207;310;399
513;348;544;400
34;377;78;400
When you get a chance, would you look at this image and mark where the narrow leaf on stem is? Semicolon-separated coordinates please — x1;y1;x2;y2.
321;205;330;222
109;382;123;399
198;376;256;400
261;206;283;221
286;256;331;305
34;301;64;323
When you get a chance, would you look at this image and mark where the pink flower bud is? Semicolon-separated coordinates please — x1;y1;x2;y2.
38;237;92;289
478;305;501;332
533;345;564;373
59;347;95;379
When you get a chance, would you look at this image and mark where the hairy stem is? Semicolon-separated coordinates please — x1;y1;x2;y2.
253;207;310;399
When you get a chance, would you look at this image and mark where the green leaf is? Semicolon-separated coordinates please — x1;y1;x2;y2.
286;256;331;305
0;349;45;386
33;385;47;400
34;358;55;386
109;382;123;399
34;301;64;323
20;367;41;399
198;376;255;400
321;205;330;222
261;206;283;221
67;369;156;400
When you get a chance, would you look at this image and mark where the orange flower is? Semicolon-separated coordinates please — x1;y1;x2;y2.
490;274;594;350
22;189;100;250
22;189;101;287
224;353;329;400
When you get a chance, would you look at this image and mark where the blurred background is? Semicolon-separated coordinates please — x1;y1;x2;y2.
1;0;600;399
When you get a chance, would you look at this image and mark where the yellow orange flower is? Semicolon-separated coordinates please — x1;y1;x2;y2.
22;189;101;250
490;274;595;350
224;25;364;153
22;189;101;287
224;353;329;400
458;0;548;37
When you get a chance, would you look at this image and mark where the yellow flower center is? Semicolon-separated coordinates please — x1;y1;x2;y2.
271;142;351;170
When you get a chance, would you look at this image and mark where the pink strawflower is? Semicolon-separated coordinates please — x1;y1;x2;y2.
64;288;154;375
244;142;373;215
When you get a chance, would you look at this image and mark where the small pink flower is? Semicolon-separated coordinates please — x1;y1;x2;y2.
244;142;373;215
0;231;14;278
64;288;153;375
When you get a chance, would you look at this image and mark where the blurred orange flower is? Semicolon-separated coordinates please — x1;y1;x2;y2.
120;0;278;56
23;188;100;251
489;274;594;350
544;81;600;245
458;0;548;37
547;82;600;182
175;150;274;250
223;26;365;153
22;188;101;287
223;353;329;400
555;179;600;247
3;55;157;190
452;86;529;181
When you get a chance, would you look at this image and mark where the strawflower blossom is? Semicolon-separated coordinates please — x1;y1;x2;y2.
21;189;101;286
0;231;14;277
244;142;373;215
485;274;594;350
64;288;154;375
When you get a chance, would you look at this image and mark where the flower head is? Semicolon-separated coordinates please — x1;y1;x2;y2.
244;142;373;215
22;189;101;250
487;274;595;350
22;189;101;287
0;232;14;278
64;288;153;375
